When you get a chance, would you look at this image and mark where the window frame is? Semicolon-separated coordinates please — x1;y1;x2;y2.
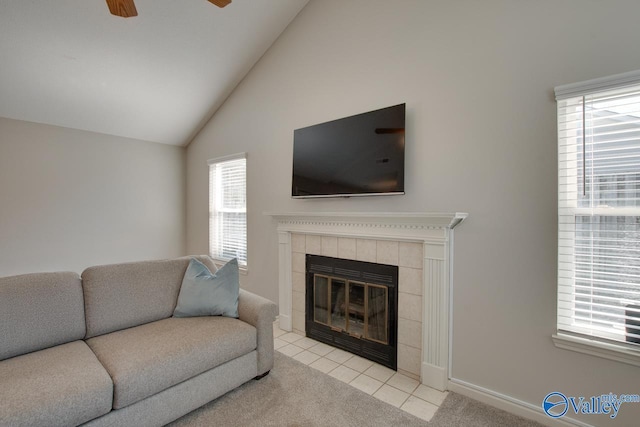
554;70;640;366
208;152;248;272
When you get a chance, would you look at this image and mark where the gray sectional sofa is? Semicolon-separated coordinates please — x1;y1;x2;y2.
0;256;277;427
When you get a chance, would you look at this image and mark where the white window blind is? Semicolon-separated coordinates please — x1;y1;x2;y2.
556;71;640;347
209;153;247;267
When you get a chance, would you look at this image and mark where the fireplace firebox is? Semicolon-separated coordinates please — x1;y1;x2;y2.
305;254;398;370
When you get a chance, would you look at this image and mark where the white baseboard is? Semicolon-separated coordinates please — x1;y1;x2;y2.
447;378;593;427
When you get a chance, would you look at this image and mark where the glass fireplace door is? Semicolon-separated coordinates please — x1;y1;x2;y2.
312;274;388;344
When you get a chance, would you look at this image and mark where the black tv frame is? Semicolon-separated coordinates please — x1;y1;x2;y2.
291;103;406;199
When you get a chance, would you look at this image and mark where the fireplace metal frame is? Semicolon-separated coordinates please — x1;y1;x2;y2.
305;254;398;370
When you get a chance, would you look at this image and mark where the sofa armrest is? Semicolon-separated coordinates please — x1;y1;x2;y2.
238;289;277;376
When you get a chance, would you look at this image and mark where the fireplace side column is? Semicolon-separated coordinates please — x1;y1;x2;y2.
277;230;293;332
421;236;449;391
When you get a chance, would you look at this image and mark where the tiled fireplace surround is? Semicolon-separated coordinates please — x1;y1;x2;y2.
270;212;466;391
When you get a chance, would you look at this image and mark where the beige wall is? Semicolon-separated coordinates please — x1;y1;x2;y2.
0;117;186;276
186;0;640;424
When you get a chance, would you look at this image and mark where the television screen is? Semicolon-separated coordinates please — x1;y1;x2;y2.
292;103;405;198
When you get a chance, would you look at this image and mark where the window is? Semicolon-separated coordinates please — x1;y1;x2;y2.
209;153;247;268
556;71;640;355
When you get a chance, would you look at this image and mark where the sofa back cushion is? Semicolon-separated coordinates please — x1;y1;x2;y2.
0;272;86;361
82;255;217;338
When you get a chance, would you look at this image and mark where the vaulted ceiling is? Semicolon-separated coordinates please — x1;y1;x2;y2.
0;0;309;146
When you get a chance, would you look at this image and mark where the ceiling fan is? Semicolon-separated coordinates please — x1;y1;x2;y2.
105;0;231;18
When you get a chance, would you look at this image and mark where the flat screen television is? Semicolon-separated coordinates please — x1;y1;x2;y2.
292;103;405;198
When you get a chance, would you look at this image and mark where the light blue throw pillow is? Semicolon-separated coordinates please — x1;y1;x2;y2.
173;257;239;318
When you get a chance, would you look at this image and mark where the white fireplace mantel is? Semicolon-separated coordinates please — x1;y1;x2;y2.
267;211;467;391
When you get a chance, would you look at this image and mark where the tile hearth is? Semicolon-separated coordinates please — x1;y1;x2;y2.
273;322;447;423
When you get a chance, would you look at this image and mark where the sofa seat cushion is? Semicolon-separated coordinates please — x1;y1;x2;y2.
86;316;256;409
0;341;113;427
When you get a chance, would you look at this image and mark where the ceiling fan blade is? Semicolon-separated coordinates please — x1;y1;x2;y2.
106;0;138;17
207;0;232;8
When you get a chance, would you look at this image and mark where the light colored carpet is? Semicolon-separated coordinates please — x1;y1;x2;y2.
169;352;545;427
429;392;545;427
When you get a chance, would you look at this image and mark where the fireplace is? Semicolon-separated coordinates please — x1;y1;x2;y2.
269;211;467;390
305;255;398;369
